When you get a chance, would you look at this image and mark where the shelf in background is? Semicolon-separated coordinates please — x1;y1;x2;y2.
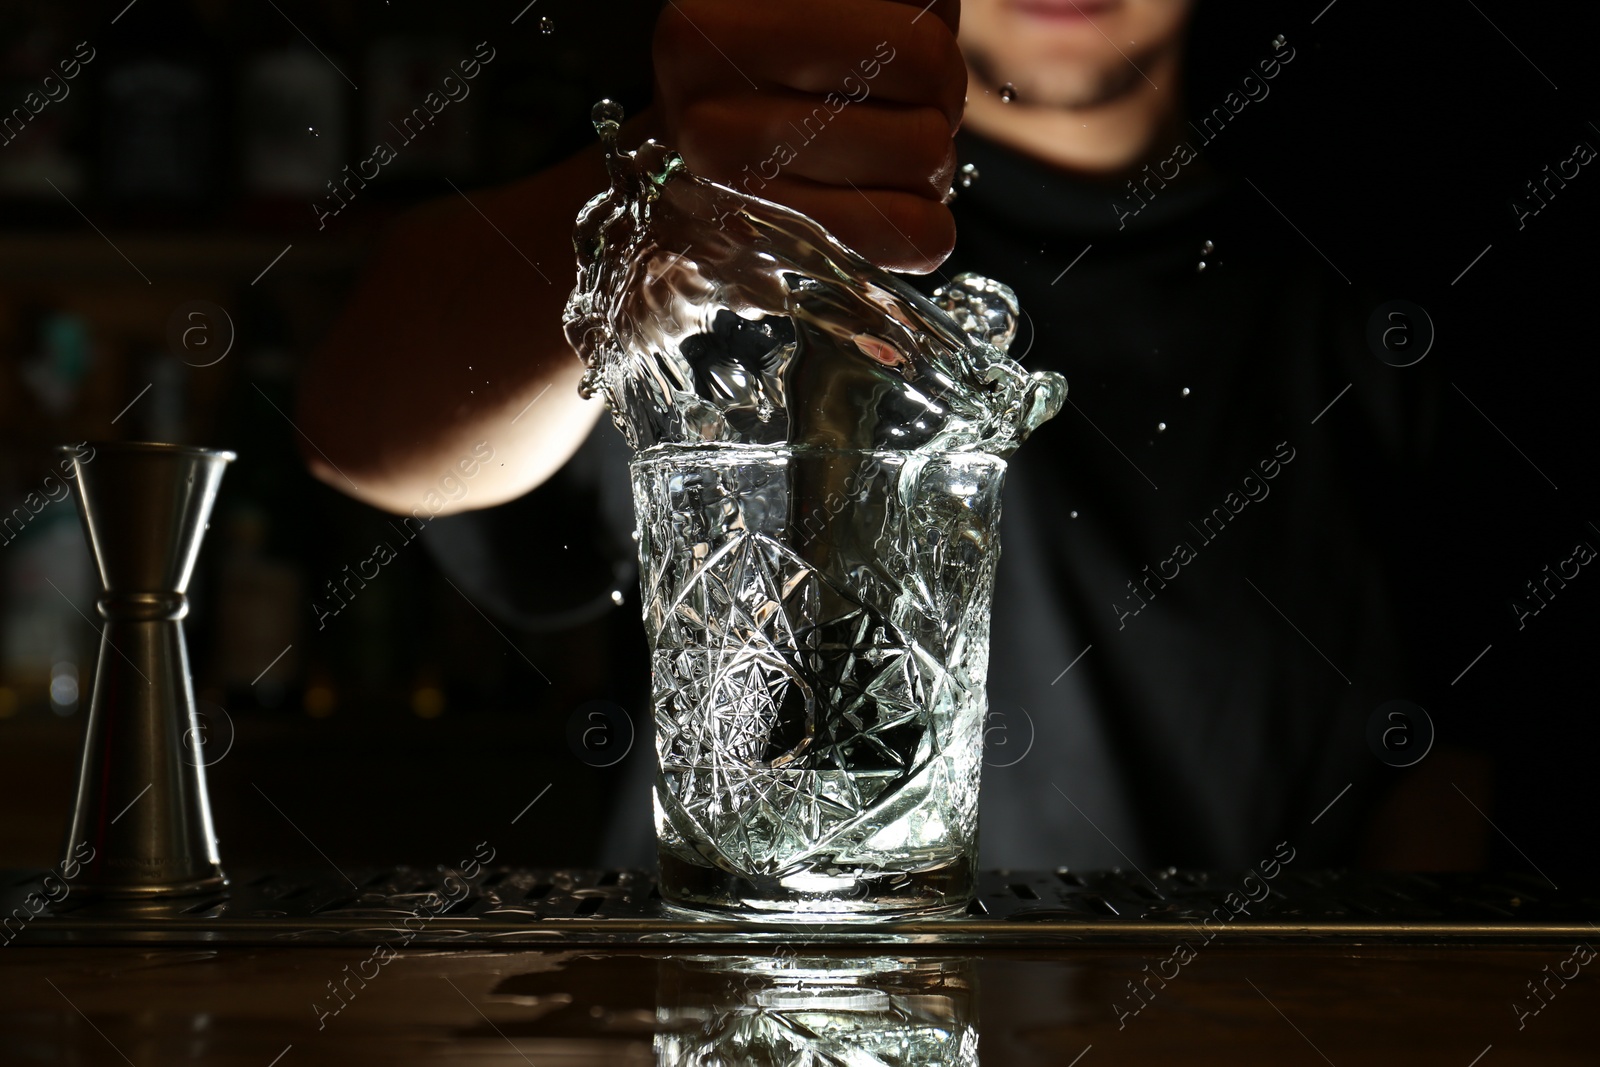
0;232;369;283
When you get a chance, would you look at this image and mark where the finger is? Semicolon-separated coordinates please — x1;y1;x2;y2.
658;0;965;128
880;0;960;35
679;96;956;201
757;179;956;273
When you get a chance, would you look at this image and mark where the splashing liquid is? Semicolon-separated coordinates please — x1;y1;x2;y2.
563;100;1066;458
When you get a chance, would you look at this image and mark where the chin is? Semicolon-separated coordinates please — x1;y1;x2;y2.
973;48;1142;109
963;0;1191;84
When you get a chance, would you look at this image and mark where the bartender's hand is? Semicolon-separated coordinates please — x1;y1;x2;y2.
653;0;964;273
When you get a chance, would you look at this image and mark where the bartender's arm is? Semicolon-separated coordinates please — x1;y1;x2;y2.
296;0;965;515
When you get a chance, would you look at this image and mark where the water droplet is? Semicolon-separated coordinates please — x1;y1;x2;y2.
540;16;554;34
591;98;625;129
1201;239;1214;255
1070;510;1079;519
1196;260;1207;273
1181;387;1191;397
999;83;1018;103
1272;34;1287;49
610;589;625;606
957;163;980;189
307;126;319;137
1157;421;1167;432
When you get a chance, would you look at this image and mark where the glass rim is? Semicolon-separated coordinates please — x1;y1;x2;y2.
628;444;1009;468
58;441;237;462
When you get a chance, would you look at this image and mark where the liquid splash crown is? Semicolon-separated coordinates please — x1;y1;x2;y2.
562;100;1066;456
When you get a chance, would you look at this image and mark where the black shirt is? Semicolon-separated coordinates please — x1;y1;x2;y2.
428;130;1435;870
933;132;1432;869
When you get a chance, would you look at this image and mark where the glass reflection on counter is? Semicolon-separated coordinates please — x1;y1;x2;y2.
654;953;978;1066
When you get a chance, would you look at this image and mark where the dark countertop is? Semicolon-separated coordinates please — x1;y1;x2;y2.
2;943;1595;1065
4;866;1598;1064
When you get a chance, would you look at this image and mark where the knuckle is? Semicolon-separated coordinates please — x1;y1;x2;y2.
676;96;722;135
884;194;953;262
902;106;954;174
652;4;706;68
651;16;680;66
914;204;957;264
675;99;735;172
941;53;968;117
932;23;966;80
898;19;964;120
904;14;948;67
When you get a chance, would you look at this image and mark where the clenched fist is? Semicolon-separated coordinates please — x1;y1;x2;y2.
653;0;965;272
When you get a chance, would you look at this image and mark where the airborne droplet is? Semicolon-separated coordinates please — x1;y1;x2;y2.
957;163;980;189
591;98;625;130
540;16;554;34
1156;422;1167;432
1201;239;1214;255
999;83;1018;103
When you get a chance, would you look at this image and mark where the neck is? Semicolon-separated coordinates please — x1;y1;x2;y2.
960;50;1186;176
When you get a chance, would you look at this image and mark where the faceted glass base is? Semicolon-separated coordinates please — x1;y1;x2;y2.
657;849;976;921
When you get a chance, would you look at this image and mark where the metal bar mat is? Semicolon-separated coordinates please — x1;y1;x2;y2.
5;868;1592;947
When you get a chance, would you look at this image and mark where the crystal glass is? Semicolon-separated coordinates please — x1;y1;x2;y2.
632;446;1005;919
655;954;979;1065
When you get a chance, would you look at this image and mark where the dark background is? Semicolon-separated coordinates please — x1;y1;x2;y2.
0;0;1594;877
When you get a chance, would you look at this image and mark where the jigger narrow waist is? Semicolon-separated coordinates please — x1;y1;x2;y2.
98;592;189;621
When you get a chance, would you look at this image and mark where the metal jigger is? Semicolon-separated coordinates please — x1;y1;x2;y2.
61;442;235;897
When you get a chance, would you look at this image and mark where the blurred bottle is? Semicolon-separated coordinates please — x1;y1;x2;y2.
17;306;93;420
234;17;350;228
205;291;308;711
132;346;188;442
1;305;96;718
0;15;90;202
215;508;303;709
94;0;223;222
0;502;93;718
363;34;476;192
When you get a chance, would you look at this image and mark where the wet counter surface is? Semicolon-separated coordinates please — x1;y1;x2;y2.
2;943;1597;1065
3;868;1597;1064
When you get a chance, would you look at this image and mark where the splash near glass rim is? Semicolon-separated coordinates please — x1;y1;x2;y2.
562;100;1066;456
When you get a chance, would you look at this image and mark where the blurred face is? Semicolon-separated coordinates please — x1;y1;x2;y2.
960;0;1195;108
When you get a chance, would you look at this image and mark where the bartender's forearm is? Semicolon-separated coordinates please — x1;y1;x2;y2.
296;110;660;515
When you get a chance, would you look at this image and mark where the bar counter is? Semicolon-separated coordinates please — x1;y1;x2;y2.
2;866;1594;1064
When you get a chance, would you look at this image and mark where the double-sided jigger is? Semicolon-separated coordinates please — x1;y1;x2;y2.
61;442;234;897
